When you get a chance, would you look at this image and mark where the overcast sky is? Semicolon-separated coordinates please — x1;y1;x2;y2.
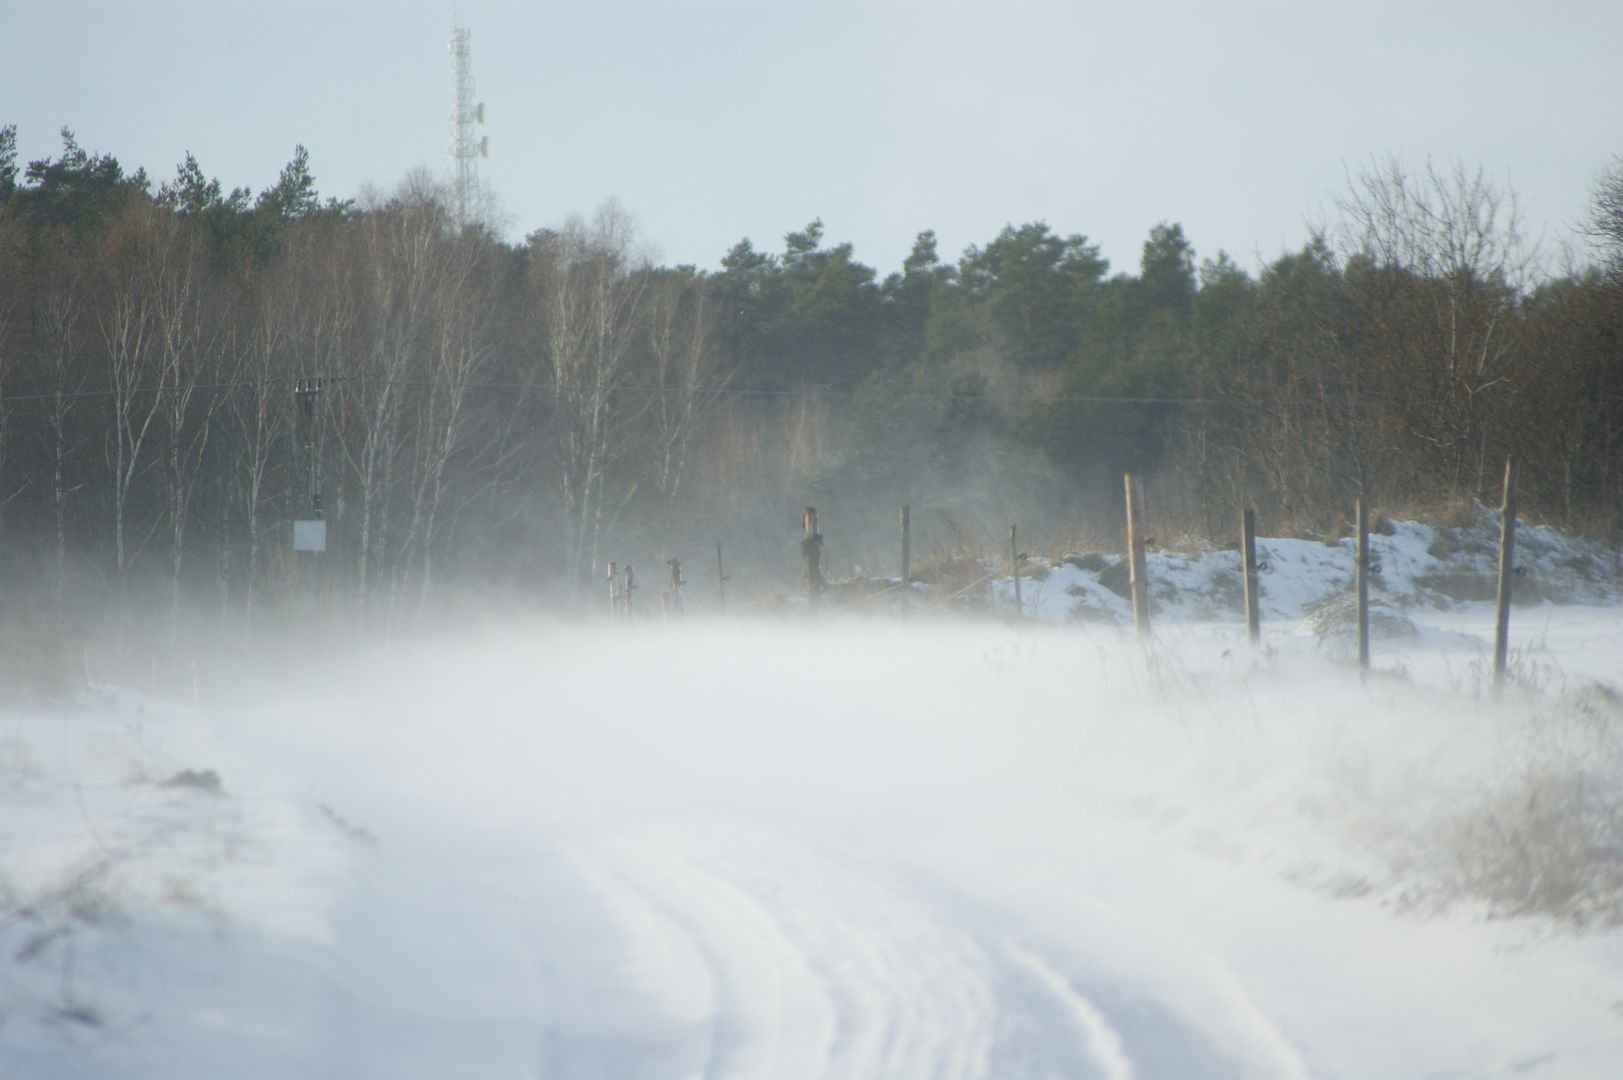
5;0;1621;277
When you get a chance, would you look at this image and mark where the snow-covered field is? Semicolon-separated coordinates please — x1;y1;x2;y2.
4;516;1623;1079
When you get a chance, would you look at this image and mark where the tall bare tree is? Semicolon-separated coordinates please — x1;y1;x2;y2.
31;247;91;630
1334;159;1539;499
645;267;727;543
1586;157;1623;282
529;199;652;592
394;184;499;610
339;186;442;611
227;237;306;621
149;208;224;627
94;201;168;588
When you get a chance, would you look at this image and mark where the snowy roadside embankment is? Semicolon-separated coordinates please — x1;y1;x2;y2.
981;510;1622;635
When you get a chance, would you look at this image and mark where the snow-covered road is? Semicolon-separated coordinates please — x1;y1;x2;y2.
541;819;1313;1080
6;613;1623;1078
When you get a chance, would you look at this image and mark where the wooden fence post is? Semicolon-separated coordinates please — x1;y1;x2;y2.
1125;473;1150;636
802;507;824;607
900;503;911;619
1242;507;1261;644
623;564;635;619
716;542;727;615
667;558;684;616
1010;523;1023;620
607;561;618;620
1356;497;1371;671
1494;454;1520;689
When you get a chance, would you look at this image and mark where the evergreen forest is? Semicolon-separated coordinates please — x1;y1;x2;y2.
1;124;1620;662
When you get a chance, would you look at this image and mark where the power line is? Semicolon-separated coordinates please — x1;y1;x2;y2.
0;374;1207;407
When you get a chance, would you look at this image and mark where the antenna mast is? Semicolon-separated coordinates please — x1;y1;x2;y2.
448;26;487;231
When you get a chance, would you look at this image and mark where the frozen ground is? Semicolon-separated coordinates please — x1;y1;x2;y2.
3;518;1623;1078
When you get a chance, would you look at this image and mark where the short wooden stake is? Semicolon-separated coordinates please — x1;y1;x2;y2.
1356;497;1371;671
899;503;912;619
716;542;727;615
1125;473;1150;636
802;507;824;607
1010;523;1022;620
1241;507;1261;644
1494;454;1519;689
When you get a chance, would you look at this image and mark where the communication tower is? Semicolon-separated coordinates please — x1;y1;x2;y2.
448;26;488;230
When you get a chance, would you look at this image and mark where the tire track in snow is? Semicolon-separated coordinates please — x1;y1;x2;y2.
908;879;1316;1080
590;846;840;1079
576;821;1129;1079
294;807;1311;1080
543;851;722;1080
1187;953;1313;1080
653;837;998;1079
1005;945;1136;1080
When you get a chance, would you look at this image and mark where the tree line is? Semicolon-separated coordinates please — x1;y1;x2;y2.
1;124;1620;646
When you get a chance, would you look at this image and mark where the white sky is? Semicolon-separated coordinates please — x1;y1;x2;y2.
5;0;1621;277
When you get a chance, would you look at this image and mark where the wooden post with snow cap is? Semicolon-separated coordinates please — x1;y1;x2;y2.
1125;473;1150;636
899;503;912;619
1494;453;1520;688
1242;507;1261;644
1010;523;1022;621
1356;497;1371;671
802;507;824;607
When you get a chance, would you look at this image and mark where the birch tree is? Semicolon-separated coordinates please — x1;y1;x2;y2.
394;184;499;610
645;267;726;543
228;240;305;620
150;210;223;626
529;199;651;592
31;251;91;629
339;180;444;612
95;201;167;587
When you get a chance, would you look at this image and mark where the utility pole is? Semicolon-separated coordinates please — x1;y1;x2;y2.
292;378;326;557
295;378;322;520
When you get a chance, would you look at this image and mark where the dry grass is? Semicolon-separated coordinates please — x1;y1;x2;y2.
1042;520;1125;558
905;551;1000;612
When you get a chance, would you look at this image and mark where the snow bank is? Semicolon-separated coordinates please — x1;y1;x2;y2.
982;509;1622;631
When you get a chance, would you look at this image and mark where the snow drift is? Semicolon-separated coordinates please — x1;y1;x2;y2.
3;514;1623;1078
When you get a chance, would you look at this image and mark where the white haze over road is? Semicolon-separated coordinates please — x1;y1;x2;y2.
5;609;1623;1078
